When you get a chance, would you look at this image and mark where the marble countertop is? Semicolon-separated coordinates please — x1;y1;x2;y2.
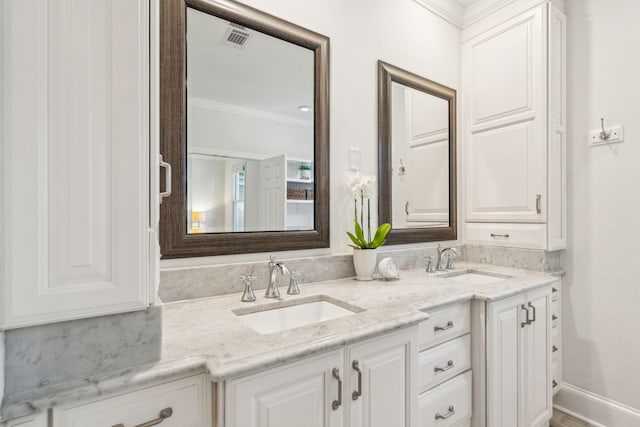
1;262;557;421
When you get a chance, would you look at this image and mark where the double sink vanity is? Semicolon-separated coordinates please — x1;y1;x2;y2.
3;263;558;427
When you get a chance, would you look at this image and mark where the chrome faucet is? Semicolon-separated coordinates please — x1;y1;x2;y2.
436;244;461;271
265;255;290;298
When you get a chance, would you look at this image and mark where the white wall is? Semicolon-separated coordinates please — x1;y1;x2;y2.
162;0;461;267
562;0;640;416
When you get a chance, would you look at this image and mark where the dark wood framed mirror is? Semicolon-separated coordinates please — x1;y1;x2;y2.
378;60;457;244
160;0;330;258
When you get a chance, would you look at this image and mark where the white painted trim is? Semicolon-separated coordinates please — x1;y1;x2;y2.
463;0;518;27
554;382;640;427
412;0;465;28
189;97;312;128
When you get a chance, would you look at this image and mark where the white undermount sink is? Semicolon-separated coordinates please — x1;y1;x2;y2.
233;296;363;335
441;270;512;285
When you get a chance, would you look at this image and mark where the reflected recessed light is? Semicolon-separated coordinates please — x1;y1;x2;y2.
298;105;312;112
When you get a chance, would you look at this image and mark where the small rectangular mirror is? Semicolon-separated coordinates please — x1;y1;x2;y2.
378;61;457;244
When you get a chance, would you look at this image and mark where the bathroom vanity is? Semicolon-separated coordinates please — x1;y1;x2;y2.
1;264;558;427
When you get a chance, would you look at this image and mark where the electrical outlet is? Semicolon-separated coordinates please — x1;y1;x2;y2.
589;125;624;146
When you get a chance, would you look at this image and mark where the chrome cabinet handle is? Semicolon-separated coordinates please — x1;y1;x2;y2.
528;302;536;323
536;194;542;214
435;405;456;420
332;368;342;410
112;408;173;427
490;233;510;238
405;201;410;215
434;320;454;331
159;155;172;201
552;314;558;321
521;304;531;328
434;360;454;372
552;287;558;293
553;345;559;352
553;380;559;388
352;360;363;401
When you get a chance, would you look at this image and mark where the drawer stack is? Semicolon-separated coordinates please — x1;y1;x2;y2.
417;302;472;426
551;280;562;395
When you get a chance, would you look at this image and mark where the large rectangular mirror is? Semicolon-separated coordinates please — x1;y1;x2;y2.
378;61;457;244
160;0;329;258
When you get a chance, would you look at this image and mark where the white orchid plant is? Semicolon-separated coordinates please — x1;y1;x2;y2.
345;171;391;249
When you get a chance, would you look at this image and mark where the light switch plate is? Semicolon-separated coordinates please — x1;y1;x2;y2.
589;125;624;146
348;147;361;171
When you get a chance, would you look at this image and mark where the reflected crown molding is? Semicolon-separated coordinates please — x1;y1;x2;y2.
412;0;535;29
189;97;312;128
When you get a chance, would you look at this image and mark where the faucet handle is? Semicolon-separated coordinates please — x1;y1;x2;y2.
425;256;436;273
445;254;457;270
240;275;258;302
287;271;302;295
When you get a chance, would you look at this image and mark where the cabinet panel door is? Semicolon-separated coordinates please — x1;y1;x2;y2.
487;294;526;427
523;288;552;427
347;329;416;427
1;0;150;328
464;5;547;223
226;350;343;427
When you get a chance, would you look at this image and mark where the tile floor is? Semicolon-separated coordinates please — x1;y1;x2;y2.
551;409;594;427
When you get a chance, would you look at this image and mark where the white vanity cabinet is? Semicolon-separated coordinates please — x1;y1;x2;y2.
225;328;417;427
472;284;553;427
462;1;567;250
0;413;47;427
0;0;153;328
551;280;562;395
52;374;211;427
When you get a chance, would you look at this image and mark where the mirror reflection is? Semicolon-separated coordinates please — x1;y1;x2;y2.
186;7;315;233
390;82;449;229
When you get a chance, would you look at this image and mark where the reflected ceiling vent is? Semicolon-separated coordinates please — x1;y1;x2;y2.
222;23;251;49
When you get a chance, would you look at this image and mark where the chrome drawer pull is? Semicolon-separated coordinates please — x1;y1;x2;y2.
112;407;173;427
435;405;455;420
159;155;172;201
490;233;510;238
536;194;542;214
434;321;454;331
552;314;558;321
352;360;363;401
332;368;342;410
553;380;559;388
434;360;454;372
552;287;558;293
553;345;559;352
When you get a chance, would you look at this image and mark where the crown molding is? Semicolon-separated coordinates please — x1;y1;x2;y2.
412;0;465;28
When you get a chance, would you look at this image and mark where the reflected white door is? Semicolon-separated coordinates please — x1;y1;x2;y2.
259;155;286;230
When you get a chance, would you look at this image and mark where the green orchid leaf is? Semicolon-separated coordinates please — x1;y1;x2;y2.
346;231;365;248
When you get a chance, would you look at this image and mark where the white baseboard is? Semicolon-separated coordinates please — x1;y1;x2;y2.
554;382;640;427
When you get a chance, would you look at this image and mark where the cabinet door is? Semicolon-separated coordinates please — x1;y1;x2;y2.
53;375;210;427
1;0;150;328
1;413;47;427
225;350;344;427
522;287;552;427
487;294;526;427
347;328;417;427
463;5;547;223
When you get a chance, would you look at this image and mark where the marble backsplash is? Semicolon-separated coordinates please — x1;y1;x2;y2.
3;306;162;397
159;244;562;302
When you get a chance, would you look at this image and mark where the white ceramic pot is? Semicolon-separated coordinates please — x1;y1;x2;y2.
299;169;312;180
352;248;378;281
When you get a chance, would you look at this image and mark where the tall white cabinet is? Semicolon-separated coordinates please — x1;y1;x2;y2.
0;0;152;329
462;1;566;250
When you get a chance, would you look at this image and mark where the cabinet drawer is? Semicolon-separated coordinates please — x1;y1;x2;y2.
465;223;547;249
419;303;470;350
419;371;472;426
418;335;471;393
53;375;210;427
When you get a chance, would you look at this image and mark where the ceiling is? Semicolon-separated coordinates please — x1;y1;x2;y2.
187;8;314;123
